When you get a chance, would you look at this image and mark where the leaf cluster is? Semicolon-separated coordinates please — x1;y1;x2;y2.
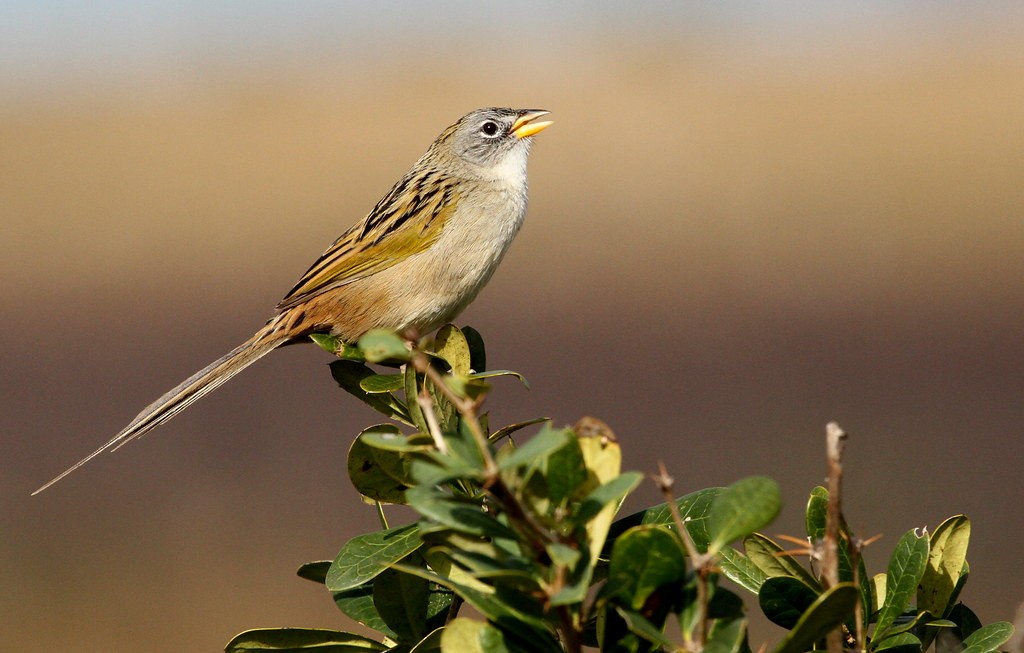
226;326;1013;653
716;491;1012;653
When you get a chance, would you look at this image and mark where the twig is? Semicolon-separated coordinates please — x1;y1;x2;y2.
488;478;557;548
410;350;576;645
410;350;553;549
375;501;389;530
411;352;497;478
848;533;873;653
416;387;449;454
823;422;848;653
557;605;583;653
654;462;710;648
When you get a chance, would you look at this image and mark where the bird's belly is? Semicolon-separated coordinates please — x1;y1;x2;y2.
379;192;526;334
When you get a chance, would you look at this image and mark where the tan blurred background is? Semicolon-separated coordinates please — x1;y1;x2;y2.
3;3;1023;651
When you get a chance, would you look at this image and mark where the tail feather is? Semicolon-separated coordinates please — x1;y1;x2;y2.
33;332;286;495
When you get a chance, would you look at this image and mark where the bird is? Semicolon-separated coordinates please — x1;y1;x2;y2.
34;107;553;495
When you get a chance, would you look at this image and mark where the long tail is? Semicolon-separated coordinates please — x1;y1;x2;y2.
33;328;289;495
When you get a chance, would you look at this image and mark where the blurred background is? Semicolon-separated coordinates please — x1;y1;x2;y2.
3;2;1023;650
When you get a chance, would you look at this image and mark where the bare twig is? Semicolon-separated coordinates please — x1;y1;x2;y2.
375;501;389;530
847;532;882;653
487;479;557;549
823;421;848;653
654;462;710;648
822;422;847;587
557;605;583;653
410;342;584;648
416;387;449;454
412;352;497;478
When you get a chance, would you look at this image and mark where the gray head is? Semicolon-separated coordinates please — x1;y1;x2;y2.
441;108;553;173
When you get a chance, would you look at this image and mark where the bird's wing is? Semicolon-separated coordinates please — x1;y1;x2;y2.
277;169;459;311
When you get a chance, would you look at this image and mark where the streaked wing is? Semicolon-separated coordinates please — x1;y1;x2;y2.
277;167;458;310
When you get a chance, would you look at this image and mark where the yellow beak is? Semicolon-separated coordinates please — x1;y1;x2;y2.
512;110;554;139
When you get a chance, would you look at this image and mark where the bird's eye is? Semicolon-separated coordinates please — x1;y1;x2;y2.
480;120;500;137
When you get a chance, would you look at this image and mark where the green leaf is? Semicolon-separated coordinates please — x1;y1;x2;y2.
406;485;515;539
360;428;433;453
544;436;588;505
424;585;456;632
805;486;827;540
497;426;573;471
409;453;485;487
403;364;428;434
296;560;331;584
744;533;820;589
468;369;530;389
225;628;388;652
461;325;487;373
441;618;491;653
577;435;624;566
949;603;983;639
961;622;1015;653
426;373;459;434
875;529;930;639
704;617;748;653
330;360;412;425
488;418;549;444
394;565;552;635
680;580;747;642
310;332;341;354
602;525;687;610
717;546;769;594
327;523;423;592
442;419;489;475
708;586;747;620
947;560;970;614
937;604;983;653
547;542;581;569
359;373;405;394
614;606;678;649
446;549;536;585
877;609;932;642
311;333;364;359
708;476;782;553
597;604;642;653
871;573;887;614
430;325;472;375
918;515;970;618
874;632;923;653
759;576;821;629
918;517;972;652
548;558;593;607
608;487;723;553
439;618;547;653
332;583;397;639
358;329;410;363
805;486;872;620
443;375;491;402
771;583;859;653
409;627;446;653
573;472;644;526
373;565;430;643
347;429;410;504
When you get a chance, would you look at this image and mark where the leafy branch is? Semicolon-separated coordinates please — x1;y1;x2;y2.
224;326;1013;653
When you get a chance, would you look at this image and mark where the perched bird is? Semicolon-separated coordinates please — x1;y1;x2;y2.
34;107;552;494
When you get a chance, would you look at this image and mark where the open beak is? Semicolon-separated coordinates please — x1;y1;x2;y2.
512;110;553;139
